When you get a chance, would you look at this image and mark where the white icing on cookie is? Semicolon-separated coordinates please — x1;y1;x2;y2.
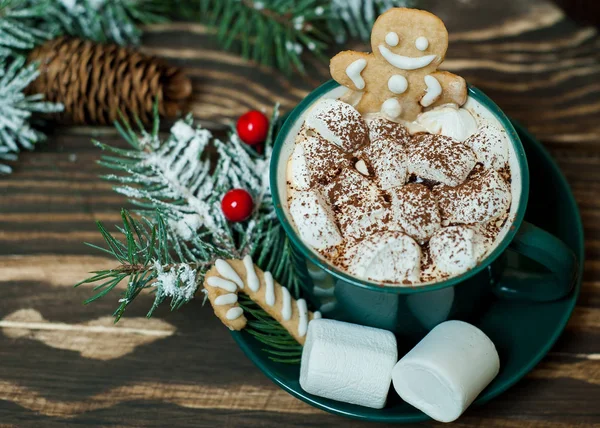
264;271;275;306
281;286;292;321
388;74;408;94
242;255;260;292
420;75;442;107
297;298;309;337
385;32;399;47
415;36;429;51
215;259;244;289
226;307;244;320
206;276;238;293
345;58;367;90
214;293;238;305
381;98;402;118
378;45;437;70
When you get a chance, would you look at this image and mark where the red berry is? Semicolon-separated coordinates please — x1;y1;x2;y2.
221;189;253;222
236;110;269;146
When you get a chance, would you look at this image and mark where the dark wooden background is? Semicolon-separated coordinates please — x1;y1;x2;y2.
1;0;599;426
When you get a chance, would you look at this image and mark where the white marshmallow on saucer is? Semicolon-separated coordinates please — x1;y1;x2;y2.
416;104;478;142
429;226;486;275
465;124;510;170
346;231;421;283
392;320;500;423
305;99;368;152
407;134;477;187
300;319;398;409
435;168;511;224
289;190;342;250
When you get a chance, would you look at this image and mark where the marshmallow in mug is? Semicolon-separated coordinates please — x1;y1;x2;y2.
392;320;500;423
416;105;509;170
435;168;511;224
466;124;510;170
289;190;342;250
327;169;389;240
346;230;422;282
389;183;442;242
407;134;477;187
429;226;486;275
416;104;478;142
304;98;369;152
288;132;351;191
356;118;412;190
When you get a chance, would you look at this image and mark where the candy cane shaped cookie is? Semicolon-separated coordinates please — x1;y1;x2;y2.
203;255;321;344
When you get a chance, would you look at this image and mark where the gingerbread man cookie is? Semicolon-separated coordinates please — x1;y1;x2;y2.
203;256;321;344
330;8;467;121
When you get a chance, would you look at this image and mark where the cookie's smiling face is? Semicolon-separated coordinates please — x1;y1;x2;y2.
370;8;449;71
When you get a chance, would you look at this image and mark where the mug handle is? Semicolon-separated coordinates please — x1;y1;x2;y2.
492;221;577;302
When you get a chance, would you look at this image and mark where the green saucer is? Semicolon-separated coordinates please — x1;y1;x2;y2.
230;121;583;423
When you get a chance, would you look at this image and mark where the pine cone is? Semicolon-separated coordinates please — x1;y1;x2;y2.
27;37;192;125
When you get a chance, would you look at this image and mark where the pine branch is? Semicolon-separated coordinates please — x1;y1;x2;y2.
80;104;302;310
327;0;416;44
0;0;55;58
42;0;169;46
76;209;210;320
0;55;63;174
77;104;306;362
186;0;331;75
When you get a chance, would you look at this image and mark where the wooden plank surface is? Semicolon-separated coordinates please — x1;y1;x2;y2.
1;0;599;426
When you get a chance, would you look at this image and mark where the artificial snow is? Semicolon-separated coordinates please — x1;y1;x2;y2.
154;261;198;301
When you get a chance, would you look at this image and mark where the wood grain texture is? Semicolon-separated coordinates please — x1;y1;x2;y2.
1;0;599;426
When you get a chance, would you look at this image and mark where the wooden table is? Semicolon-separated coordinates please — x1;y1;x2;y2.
1;0;598;426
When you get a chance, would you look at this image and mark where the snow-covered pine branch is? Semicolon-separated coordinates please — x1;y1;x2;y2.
44;0;167;46
81;104;301;321
0;56;63;174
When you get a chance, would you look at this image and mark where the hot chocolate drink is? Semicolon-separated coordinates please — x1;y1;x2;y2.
285;98;513;285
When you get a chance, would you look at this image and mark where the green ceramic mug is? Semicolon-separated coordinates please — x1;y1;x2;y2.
271;80;577;340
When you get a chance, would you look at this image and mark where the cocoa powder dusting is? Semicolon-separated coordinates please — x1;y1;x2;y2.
286;99;514;285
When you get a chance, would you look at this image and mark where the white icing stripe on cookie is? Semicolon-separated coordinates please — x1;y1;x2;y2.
215;259;244;289
215;293;238;305
206;276;237;293
345;59;367;90
264;271;275;306
226;307;244;320
297;299;309;337
415;36;429;51
243;255;260;292
378;45;437;70
421;75;442;107
388;75;408;94
281;286;292;321
313;311;322;319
